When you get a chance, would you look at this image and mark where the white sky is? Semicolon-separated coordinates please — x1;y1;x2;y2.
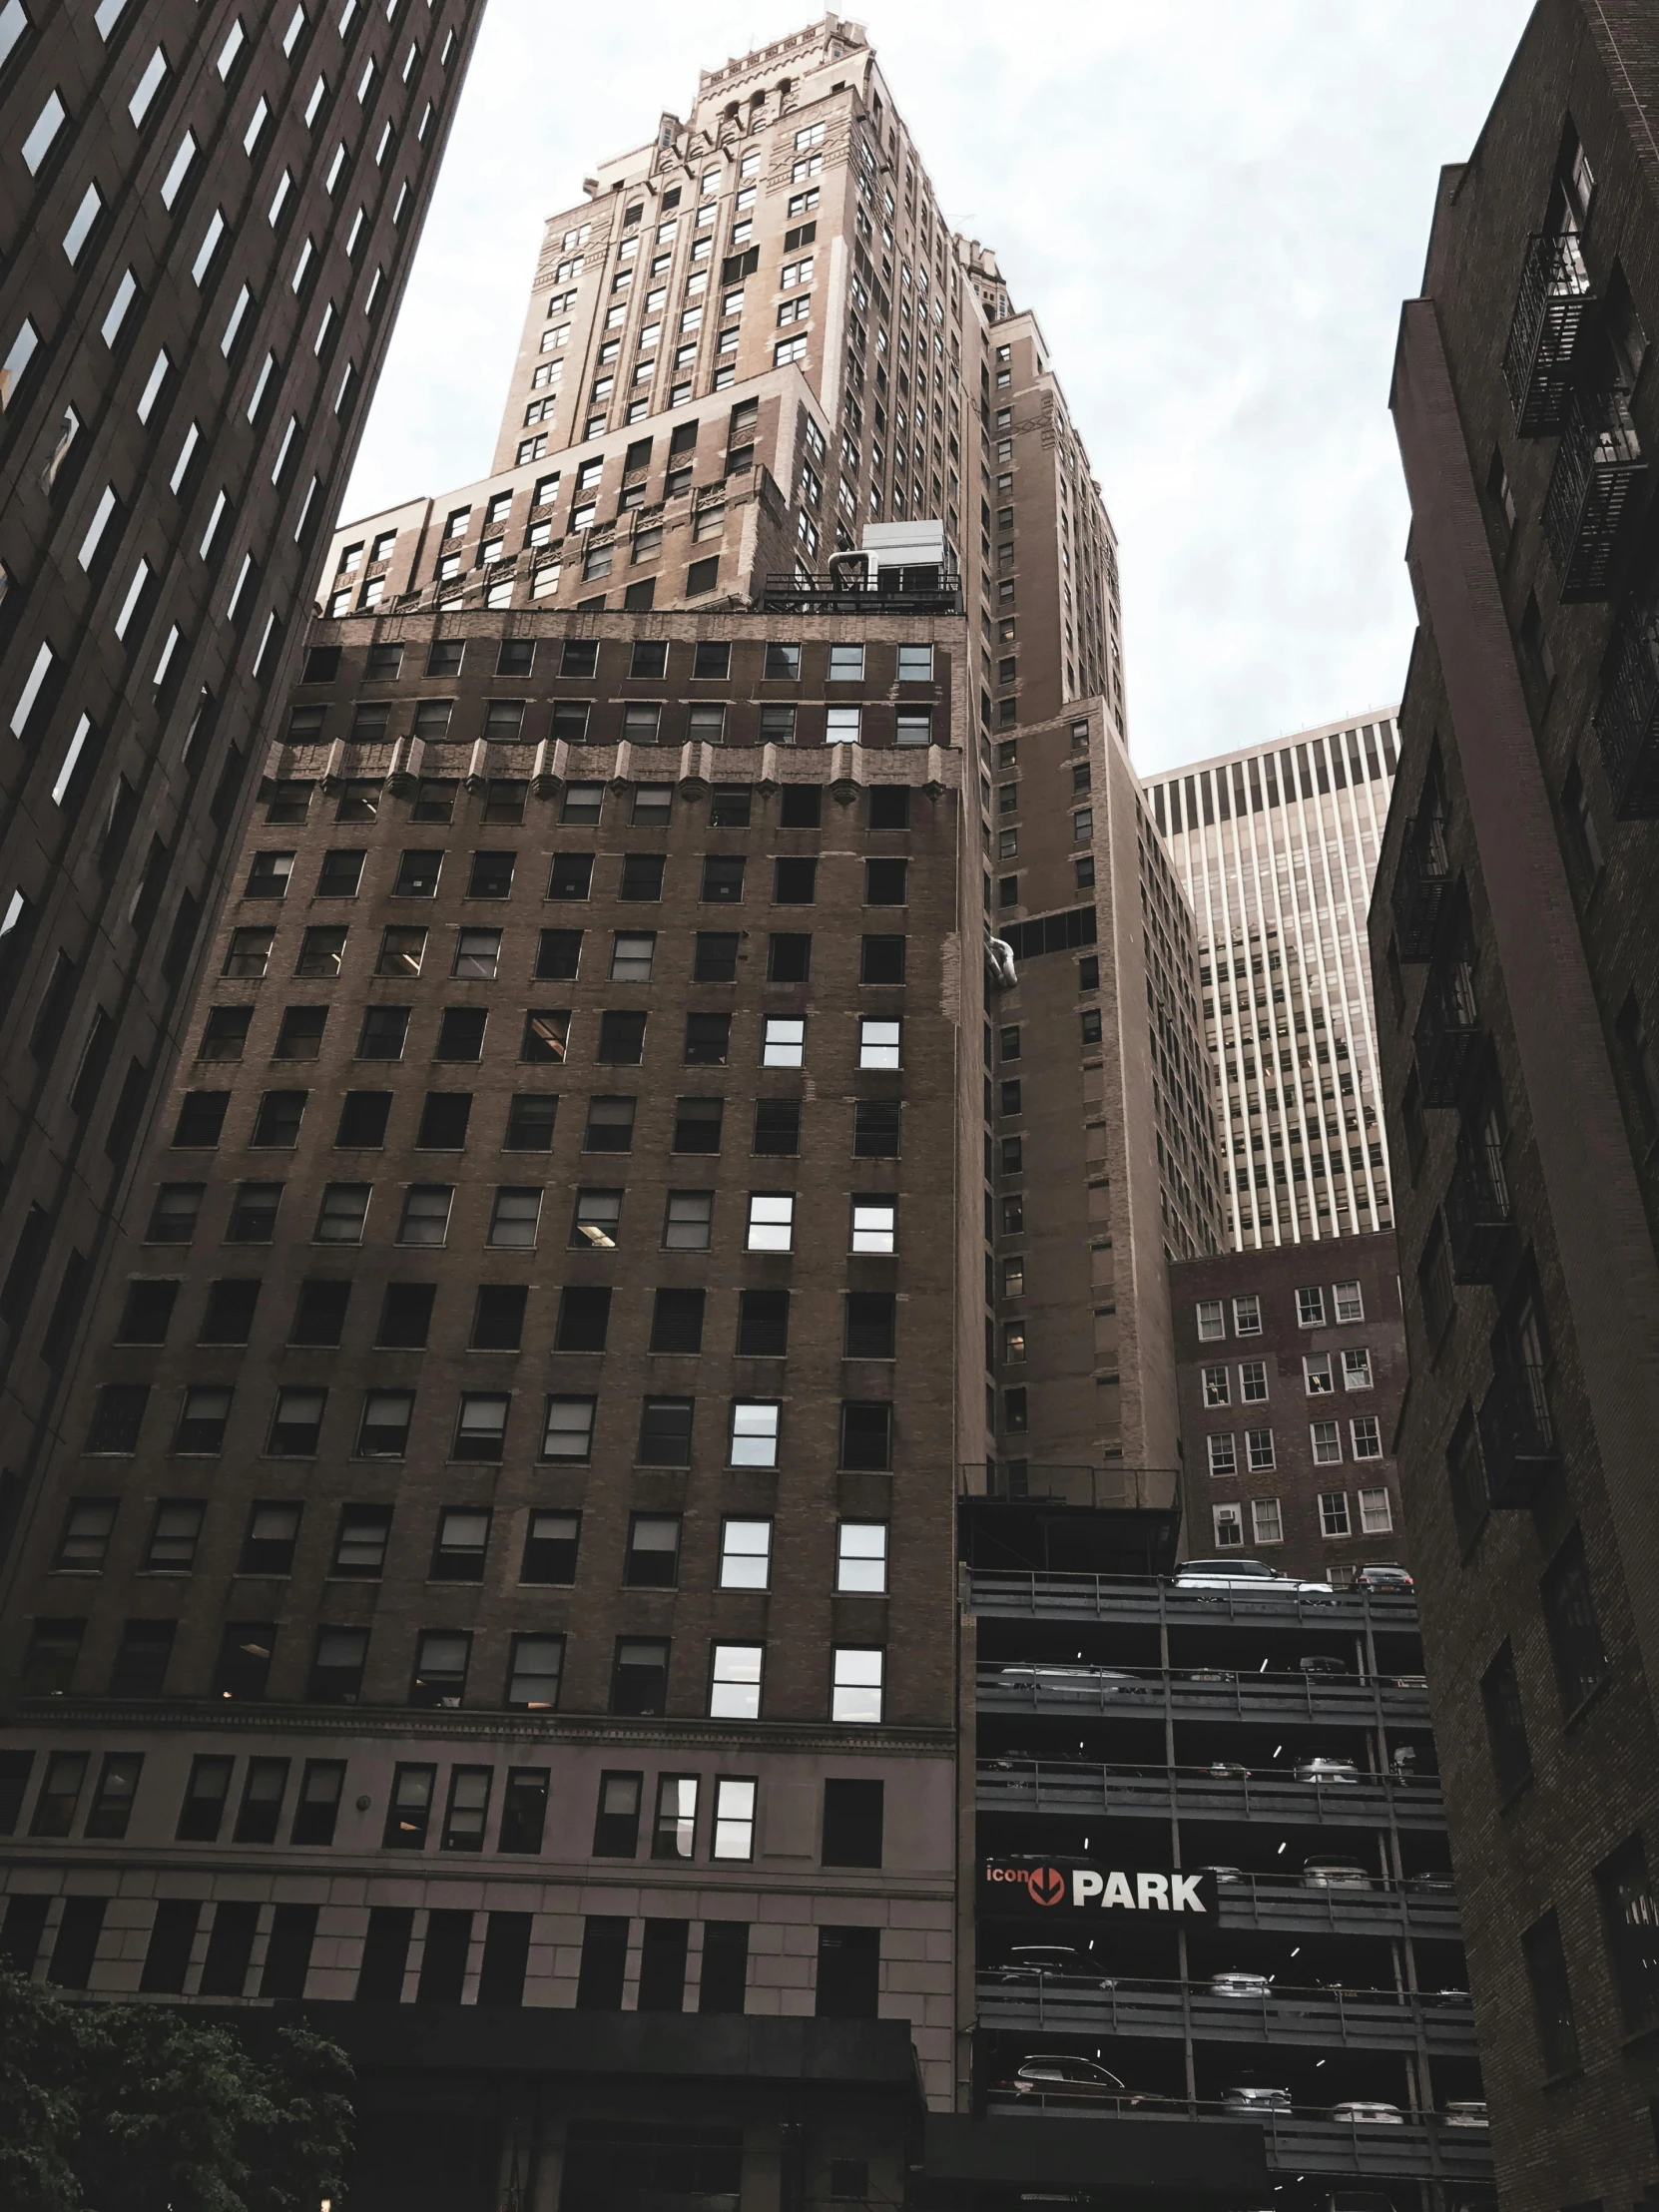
344;0;1536;777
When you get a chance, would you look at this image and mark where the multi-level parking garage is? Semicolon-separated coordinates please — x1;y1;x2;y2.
958;1503;1495;2212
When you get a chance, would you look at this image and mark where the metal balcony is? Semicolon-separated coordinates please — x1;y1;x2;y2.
1543;385;1646;601
1502;230;1595;434
976;1668;1429;1727
966;1569;1416;1631
1444;1139;1512;1283
1593;595;1659;818
1477;1361;1558;1506
975;1760;1448;1833
1412;956;1483;1107
982;2105;1493;2186
976;1976;1475;2055
759;568;962;615
1389;839;1452;962
1211;1874;1462;1942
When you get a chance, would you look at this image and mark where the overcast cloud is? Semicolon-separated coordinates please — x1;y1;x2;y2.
343;0;1535;776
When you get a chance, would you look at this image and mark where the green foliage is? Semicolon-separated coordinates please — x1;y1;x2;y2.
0;1970;352;2212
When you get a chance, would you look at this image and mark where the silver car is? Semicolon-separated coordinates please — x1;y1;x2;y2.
1329;2100;1404;2125
1294;1754;1361;1785
1303;1859;1374;1889
994;1662;1140;1699
1209;1970;1274;1997
1223;2085;1292;2115
1441;2102;1488;2128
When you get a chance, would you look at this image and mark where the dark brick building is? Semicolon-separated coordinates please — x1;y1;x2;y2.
1170;1233;1408;1585
0;20;1221;2209
0;0;482;1568
1372;4;1659;2206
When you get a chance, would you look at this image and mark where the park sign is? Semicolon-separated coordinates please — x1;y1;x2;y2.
982;1859;1218;1914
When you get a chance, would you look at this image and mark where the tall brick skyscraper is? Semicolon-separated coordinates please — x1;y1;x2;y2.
1373;4;1659;2207
0;0;484;1561
0;19;1221;2205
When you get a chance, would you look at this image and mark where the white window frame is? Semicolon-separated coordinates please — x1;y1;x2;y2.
1232;1295;1262;1337
858;1017;900;1070
1333;1280;1365;1324
1196;1299;1225;1344
1358;1485;1393;1534
1206;1432;1236;1478
1297;1286;1327;1328
712;1777;756;1859
1319;1490;1352;1538
1239;1361;1269;1404
1213;1502;1244;1549
1310;1419;1343;1466
1251;1496;1284;1545
851;1200;895;1254
1304;1354;1335;1396
1342;1349;1374;1391
729;1400;780;1467
763;1016;805;1068
836;1522;888;1593
830;1646;883;1723
719;1518;772;1590
1350;1415;1383;1461
1201;1365;1230;1408
709;1642;763;1719
1245;1426;1276;1472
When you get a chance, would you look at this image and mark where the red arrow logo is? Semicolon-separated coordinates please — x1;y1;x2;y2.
1026;1866;1067;1908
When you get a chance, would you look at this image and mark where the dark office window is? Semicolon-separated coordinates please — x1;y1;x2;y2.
357;1004;410;1059
840;1400;892;1470
417;1091;473;1148
620;852;666;900
0;1893;49;1979
675;1096;724;1152
822;1780;884;1868
1446;1405;1487;1546
435;1007;487;1062
261;1903;318;1999
816;1926;879;2017
308;1625;369;1702
117;1278;178;1344
356;1907;414;2001
291;1760;345;1845
384;1764;436;1850
478;1911;531;2006
584;1094;636;1150
505;1093;559;1150
754;1098;800;1155
173;1090;229;1146
441;1766;492;1851
410;1629;470;1707
702;854;745;903
1480;1640;1532;1799
779;785;821;828
1596;1835;1659;2035
864;858;906;904
200;1900;259;1996
48;1898;107;1990
520;1510;579;1584
1417;1214;1454;1341
597;1010;646;1064
499;1769;550;1855
468;849;515;898
30;1751;88;1837
611;1639;670;1716
685;1011;732;1064
773;858;817;905
376;1282;434;1347
737;1289;790;1358
860;934;905;984
431;1508;491;1581
290;1278;350;1344
110;1620;175;1698
700;1920;750;2013
767;932;812;983
651;1287;706;1354
393;850;442;897
23;1618;84;1693
625;1514;681;1588
853;1099;900;1158
177;1754;234;1843
868;786;910;830
472;1283;527;1349
638;1396;694;1465
141;1898;200;1993
0;1752;32;1837
199;1276;260;1343
1522;1911;1581;2078
844;1292;896;1361
693;931;740;980
557;1285;612;1352
637;1919;689;2012
1540;1526;1609;1715
84;1753;143;1841
549;852;594;899
576;1916;629;2010
212;1622;276;1700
